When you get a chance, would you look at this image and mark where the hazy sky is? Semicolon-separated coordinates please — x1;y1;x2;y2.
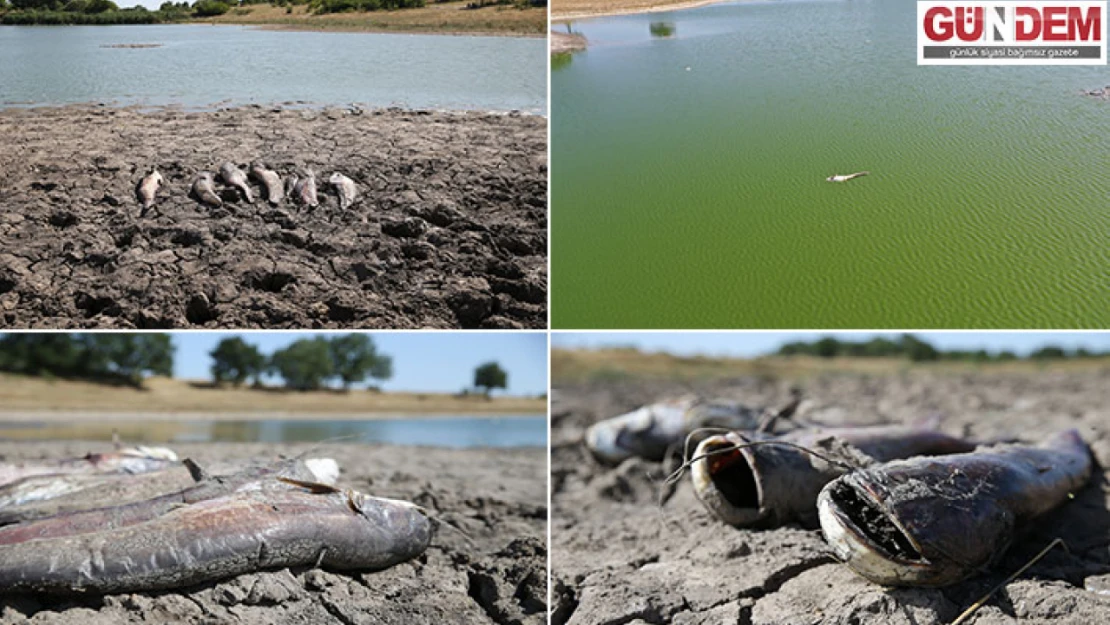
550;331;1110;358
170;332;547;395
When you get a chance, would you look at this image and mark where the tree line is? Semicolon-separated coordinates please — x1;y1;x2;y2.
777;334;1108;363
0;333;510;396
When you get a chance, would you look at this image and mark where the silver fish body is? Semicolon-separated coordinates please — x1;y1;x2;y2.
817;429;1092;587
691;425;976;528
0;483;431;594
191;172;223;207
218;162;254;203
585;396;762;464
328;172;358;210
294;169;319;208
136;169;163;210
0;447;178;488
250;160;284;207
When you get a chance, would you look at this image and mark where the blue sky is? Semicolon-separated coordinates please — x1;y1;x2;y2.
551;331;1110;358
168;332;547;395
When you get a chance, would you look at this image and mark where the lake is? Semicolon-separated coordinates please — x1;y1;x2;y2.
0;25;546;112
0;415;548;447
552;0;1110;328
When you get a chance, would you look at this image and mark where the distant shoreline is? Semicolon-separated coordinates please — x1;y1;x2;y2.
0;410;546;422
552;0;733;22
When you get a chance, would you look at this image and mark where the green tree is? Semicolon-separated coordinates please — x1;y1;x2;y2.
210;337;266;387
192;0;228;16
81;333;174;387
327;334;393;390
900;334;939;362
1031;345;1067;360
269;338;334;391
814;337;841;359
473;361;507;398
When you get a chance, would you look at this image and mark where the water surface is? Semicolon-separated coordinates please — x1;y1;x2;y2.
552;0;1110;328
0;25;545;112
0;415;548;447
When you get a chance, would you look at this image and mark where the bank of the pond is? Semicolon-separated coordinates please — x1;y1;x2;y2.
0;104;546;329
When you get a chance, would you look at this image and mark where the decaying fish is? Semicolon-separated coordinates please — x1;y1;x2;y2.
328;172;358;210
0;480;432;594
585;396;766;464
249;160;284;207
218;161;254;203
817;429;1092;587
190;172;223;207
0;447;178;487
0;466;195;524
135;168;163;212
294;168;320;208
0;458;338;544
691;424;976;528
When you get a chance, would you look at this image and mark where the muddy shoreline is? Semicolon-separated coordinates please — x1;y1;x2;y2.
0;104;546;329
552;368;1110;624
0;440;546;624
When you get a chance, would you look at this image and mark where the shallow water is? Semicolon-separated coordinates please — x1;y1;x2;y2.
0;25;546;112
552;0;1110;328
0;415;548;447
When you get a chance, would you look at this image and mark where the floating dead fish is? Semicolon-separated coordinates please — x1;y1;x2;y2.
0;457;337;544
218;162;254;203
328;172;358;210
0;480;431;594
0;447;177;487
691;424;976;528
585;396;765;464
250;160;284;207
817;429;1092;587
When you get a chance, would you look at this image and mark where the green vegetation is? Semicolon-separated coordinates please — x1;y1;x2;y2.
311;0;424;14
260;335;394;392
0;333;173;388
210;337;266;388
328;334;392;390
473;361;507;398
777;334;1106;363
191;0;228;16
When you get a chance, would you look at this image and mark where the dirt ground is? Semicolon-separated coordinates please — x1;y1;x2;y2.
0;105;546;329
0;440;546;624
551;367;1110;624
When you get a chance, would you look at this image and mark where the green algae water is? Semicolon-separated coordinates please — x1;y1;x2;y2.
551;0;1110;328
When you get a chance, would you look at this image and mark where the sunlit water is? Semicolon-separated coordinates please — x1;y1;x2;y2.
0;25;546;112
0;415;548;447
552;0;1110;328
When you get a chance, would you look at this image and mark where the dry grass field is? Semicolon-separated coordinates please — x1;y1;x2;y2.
205;3;546;36
551;0;724;21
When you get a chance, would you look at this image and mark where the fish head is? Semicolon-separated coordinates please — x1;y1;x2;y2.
346;491;434;563
817;463;1013;587
584;401;684;464
691;432;767;527
329;172;344;185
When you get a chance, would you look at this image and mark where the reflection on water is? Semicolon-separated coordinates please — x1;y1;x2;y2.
0;25;546;112
0;415;547;448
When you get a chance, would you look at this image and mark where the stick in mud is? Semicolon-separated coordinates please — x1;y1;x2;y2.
0;480;432;594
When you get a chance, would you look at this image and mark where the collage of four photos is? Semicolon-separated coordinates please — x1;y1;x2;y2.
1;0;1109;623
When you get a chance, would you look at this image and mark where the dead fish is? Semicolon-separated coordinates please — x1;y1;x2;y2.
0;465;194;523
0;480;432;594
817;429;1092;587
585;396;764;464
190;172;223;207
0;457;338;544
135;168;163;212
284;173;299;198
691;424;976;528
218;161;254;203
328;172;358;210
0;447;178;487
293;168;319;208
826;171;869;182
249;160;284;207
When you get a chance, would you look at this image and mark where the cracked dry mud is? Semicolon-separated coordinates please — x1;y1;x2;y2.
552;369;1110;624
0;441;546;625
0;105;546;329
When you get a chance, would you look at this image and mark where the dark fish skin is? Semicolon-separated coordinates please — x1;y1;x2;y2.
692;425;976;528
817;429;1092;587
0;459;323;544
0;485;432;594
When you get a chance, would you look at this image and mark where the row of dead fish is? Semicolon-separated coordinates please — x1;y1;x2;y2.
0;447;431;593
585;396;1093;587
136;162;359;212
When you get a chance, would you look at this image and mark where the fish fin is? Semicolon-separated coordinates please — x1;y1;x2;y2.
276;477;342;494
184;458;209;483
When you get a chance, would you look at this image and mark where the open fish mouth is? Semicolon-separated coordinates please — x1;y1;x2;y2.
817;478;930;585
691;434;763;526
